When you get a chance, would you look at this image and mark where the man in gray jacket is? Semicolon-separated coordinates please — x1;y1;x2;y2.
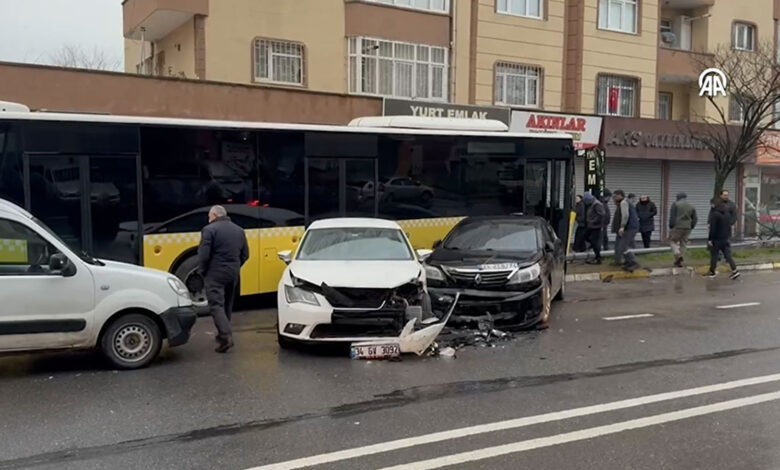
198;205;249;353
669;192;697;268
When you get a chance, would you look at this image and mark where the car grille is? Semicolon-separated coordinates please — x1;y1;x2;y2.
323;288;389;309
444;268;514;288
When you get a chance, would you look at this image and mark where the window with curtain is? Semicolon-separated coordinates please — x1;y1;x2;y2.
733;22;756;51
598;0;638;34
657;92;672;120
596;75;638;117
494;63;542;107
254;39;304;85
496;0;542;19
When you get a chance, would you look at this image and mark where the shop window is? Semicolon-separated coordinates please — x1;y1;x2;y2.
496;0;542;19
348;37;448;101
254;38;305;85
596;75;638;117
598;0;638;34
494;63;541;107
657;92;672;120
733;22;755;51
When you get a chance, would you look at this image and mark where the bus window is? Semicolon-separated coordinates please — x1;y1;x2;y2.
0;125;23;206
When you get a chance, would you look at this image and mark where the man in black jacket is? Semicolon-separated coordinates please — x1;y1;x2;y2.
583;193;605;264
198;205;249;352
574;195;586;252
636;195;658;248
707;200;740;280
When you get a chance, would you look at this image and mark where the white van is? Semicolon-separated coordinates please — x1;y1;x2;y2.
0;198;197;369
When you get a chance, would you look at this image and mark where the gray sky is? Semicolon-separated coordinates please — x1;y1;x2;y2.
0;0;124;68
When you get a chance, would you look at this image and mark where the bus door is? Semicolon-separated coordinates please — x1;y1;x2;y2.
304;157;378;224
24;154;141;264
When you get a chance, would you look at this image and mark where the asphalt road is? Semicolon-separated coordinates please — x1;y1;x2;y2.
3;271;780;469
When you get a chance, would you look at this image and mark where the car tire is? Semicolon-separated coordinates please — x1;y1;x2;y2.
554;278;565;301
101;314;163;370
174;256;208;308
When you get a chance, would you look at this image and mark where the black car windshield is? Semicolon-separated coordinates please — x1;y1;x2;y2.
297;227;413;261
444;221;538;252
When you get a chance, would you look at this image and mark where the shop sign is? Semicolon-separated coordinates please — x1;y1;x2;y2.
511;111;602;150
757;130;780;165
606;131;709;150
383;99;510;124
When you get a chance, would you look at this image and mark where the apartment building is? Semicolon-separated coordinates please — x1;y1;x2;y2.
122;0;780;237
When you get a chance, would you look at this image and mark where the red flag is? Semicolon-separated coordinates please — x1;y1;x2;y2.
608;87;619;113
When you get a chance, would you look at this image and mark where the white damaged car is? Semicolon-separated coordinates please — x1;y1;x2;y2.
276;218;456;357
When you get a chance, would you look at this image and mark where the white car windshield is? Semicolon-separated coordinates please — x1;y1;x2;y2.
297;227;413;261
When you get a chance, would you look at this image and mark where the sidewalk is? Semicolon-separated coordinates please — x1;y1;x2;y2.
565;245;780;282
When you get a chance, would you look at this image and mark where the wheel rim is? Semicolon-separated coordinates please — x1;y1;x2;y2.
184;268;208;307
541;284;552;322
113;324;153;363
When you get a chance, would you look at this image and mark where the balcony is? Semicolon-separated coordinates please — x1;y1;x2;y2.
123;0;209;41
660;0;713;8
658;47;712;83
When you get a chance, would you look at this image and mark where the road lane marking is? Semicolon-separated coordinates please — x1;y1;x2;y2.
245;372;780;470
379;390;780;470
716;302;761;310
603;314;655;321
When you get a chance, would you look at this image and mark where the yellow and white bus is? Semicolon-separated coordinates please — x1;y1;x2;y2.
0;108;574;304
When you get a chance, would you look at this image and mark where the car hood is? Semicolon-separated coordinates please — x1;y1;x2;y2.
289;260;422;288
98;259;172;281
428;249;542;269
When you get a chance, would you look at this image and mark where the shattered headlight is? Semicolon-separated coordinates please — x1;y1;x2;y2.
284;285;320;306
507;263;541;284
424;265;445;282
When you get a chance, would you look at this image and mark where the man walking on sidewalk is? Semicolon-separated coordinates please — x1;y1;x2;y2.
600;191;611;251
637;195;658;248
583;193;605;264
198;205;249;353
707;199;740;280
611;190;640;271
669;192;697;268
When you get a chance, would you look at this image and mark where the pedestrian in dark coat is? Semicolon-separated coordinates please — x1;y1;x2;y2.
636;195;658;248
600;191;611;251
583;193;605;264
574;195;586;252
198;205;249;353
707;200;740;280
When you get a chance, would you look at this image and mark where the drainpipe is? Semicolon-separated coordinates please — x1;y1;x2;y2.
449;0;456;103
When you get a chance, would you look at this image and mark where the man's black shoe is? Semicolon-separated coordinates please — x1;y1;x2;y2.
215;339;234;353
586;259;602;265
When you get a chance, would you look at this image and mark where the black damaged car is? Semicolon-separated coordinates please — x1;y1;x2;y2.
423;216;565;329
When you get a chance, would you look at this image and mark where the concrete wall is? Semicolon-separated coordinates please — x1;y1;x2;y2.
204;0;346;92
657;82;692;121
579;0;658;118
472;0;566;110
705;0;773;52
0;62;380;124
153;18;196;79
452;0;471;104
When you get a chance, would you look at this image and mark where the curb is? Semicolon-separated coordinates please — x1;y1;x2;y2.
565;262;779;283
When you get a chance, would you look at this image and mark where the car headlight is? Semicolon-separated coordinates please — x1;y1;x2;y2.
168;277;190;298
424;265;445;282
284;285;320;306
507;263;541;284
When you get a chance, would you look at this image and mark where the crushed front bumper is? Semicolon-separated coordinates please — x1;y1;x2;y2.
428;286;544;329
160;306;197;347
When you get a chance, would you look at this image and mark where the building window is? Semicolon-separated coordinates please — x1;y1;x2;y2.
496;0;542;19
657;92;672;120
729;95;746;122
366;0;449;13
733;22;756;51
348;37;448;101
494;63;541;107
254;39;304;85
598;0;638;34
596;75;638;117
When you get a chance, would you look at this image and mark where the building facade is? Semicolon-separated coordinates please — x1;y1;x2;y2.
119;0;780;236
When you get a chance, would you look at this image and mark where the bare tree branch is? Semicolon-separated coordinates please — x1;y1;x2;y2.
687;41;780;198
48;44;121;72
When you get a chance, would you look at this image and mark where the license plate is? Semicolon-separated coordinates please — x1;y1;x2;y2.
350;343;401;360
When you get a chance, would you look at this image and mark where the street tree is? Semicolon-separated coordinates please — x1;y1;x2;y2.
689;41;780;199
48;44;121;72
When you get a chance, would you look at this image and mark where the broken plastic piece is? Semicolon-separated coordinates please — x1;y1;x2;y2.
439;347;456;357
399;293;459;356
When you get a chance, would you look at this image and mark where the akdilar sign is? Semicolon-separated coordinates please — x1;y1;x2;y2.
510;111;603;150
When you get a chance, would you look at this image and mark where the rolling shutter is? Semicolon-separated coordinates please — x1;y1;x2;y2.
668;161;736;240
604;158;664;241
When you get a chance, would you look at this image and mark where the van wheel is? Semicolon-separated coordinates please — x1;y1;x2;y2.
174;256;208;308
101;314;162;370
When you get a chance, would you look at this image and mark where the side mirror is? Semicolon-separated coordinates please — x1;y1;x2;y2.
545;241;555;253
50;253;75;277
432;239;442;249
416;249;432;262
277;250;292;265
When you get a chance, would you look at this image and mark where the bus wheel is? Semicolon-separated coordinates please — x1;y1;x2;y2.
174;256;208;308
